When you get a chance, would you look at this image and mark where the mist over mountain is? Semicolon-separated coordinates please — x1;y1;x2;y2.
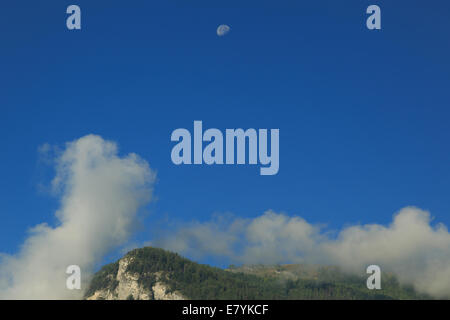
85;247;429;300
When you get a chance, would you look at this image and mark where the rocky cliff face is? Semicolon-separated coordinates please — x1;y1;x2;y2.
86;256;185;300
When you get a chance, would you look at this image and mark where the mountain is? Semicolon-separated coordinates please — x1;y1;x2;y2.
84;247;429;300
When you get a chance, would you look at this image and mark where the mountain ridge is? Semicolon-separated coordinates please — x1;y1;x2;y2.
85;247;429;300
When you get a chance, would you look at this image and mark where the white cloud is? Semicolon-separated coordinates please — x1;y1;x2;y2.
3;134;449;299
0;135;155;299
154;207;450;298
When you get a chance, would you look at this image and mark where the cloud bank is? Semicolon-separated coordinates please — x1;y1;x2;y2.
0;135;155;299
2;134;449;299
154;207;450;298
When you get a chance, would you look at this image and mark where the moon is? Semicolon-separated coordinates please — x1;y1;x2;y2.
217;24;231;37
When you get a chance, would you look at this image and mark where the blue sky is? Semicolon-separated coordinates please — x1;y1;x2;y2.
1;0;449;264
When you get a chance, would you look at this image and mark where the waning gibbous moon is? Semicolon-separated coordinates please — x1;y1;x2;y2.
217;24;231;37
